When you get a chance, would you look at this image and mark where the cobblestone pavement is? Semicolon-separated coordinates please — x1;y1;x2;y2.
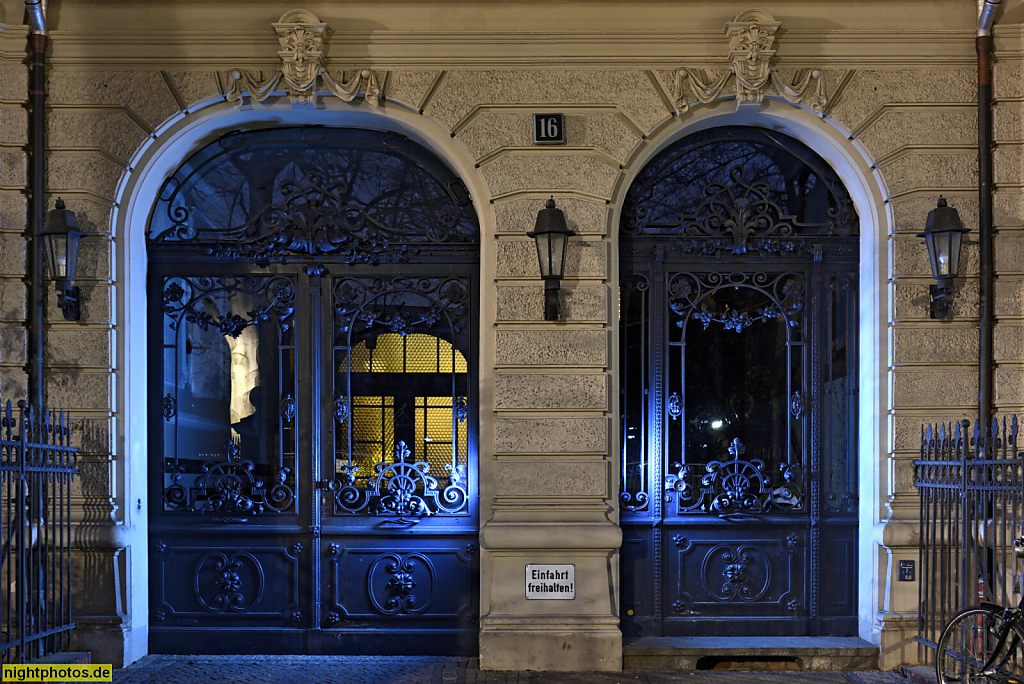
113;656;908;684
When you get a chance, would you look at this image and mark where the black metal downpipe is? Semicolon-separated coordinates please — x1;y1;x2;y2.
25;0;46;413
23;2;47;662
977;0;999;433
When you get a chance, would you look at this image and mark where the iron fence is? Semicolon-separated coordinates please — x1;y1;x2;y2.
0;401;77;663
914;416;1023;660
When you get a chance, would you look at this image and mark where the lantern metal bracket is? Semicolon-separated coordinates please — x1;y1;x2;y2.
544;280;560;322
929;280;954;320
57;285;80;321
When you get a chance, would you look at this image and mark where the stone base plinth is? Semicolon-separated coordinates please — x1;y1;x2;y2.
479;618;622;671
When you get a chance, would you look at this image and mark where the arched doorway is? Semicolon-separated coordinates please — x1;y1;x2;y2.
619;126;859;637
146;126;480;654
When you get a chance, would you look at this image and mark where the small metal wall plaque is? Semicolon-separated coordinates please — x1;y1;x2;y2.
533;114;566;145
898;559;915;582
526;563;575;599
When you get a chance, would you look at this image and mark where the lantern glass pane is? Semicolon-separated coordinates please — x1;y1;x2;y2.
935;231;953;277
549;232;568;279
534;233;554;278
945;230;964;277
64;232;82;282
41;233;68;279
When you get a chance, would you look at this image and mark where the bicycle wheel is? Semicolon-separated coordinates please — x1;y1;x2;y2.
936;606;1024;683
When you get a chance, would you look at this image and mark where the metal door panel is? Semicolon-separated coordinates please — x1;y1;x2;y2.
821;522;857;618
620;527;659;637
662;525;806;635
321;537;477;625
150;535;306;631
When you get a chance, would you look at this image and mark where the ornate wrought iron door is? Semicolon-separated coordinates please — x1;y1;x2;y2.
146;128;479;654
619;127;859;637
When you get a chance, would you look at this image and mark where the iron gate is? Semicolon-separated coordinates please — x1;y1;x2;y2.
146;127;479;655
1;402;78;663
618;127;860;637
914;417;1024;660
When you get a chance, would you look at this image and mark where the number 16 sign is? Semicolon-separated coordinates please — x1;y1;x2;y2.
533;113;566;145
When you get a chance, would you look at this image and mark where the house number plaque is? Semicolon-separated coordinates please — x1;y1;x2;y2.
533;114;566;145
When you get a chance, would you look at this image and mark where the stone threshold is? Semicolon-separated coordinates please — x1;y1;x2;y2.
623;636;879;671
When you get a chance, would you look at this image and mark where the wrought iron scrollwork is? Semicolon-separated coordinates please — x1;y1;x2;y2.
669;271;803;332
790;392;803;419
164;439;295;515
621;126;859;252
667;393;682;420
620;489;649;512
211;169;419;264
328;441;467;516
454;396;469;424
163;394;176;421
194;551;265;613
367;552;435;615
280;395;296;423
162;275;295;335
666;438;803;514
334;276;470;338
333;396;349;423
677;165;795;255
332;275;471;518
148;128;478;264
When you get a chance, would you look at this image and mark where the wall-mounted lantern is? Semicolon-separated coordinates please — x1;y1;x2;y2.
40;198;85;321
918;196;968;320
528;197;574;321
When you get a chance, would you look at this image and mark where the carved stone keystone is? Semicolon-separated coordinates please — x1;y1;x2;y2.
674;8;826;114
223;9;383;107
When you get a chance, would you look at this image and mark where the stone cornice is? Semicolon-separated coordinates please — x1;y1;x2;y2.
0;27;1018;68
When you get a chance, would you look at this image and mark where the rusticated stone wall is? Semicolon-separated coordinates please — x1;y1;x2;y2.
414;68;637;670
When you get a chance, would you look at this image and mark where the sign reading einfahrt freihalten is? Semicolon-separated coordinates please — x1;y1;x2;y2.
525;564;575;600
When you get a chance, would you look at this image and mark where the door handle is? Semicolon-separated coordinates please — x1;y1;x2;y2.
718;512;756;522
378;518;419;527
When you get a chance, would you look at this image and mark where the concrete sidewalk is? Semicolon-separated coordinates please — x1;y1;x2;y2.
112;655;910;684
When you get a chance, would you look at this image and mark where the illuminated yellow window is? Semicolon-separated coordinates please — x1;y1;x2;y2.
413;396;469;474
345;333;467;374
344;395;394;477
339;333;469;479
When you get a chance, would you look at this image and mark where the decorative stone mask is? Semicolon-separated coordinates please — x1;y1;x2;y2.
273;9;328;99
726;9;781;106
